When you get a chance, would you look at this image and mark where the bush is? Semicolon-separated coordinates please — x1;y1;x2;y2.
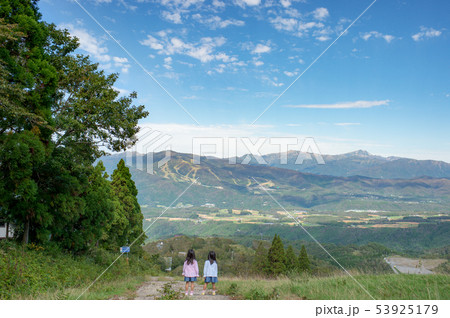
226;283;239;297
156;283;182;300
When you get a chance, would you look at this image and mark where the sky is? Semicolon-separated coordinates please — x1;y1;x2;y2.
39;0;450;161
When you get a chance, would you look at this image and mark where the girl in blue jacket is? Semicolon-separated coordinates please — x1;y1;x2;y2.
202;251;218;295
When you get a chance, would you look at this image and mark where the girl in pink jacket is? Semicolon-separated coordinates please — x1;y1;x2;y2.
182;249;199;296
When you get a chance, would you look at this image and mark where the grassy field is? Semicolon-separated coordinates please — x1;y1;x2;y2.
218;274;450;300
0;240;159;300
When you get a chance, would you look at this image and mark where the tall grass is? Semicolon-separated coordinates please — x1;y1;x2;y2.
0;240;160;300
219;273;449;300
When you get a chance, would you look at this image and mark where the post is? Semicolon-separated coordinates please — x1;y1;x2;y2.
6;223;9;239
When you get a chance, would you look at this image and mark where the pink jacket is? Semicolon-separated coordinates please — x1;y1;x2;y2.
182;260;199;277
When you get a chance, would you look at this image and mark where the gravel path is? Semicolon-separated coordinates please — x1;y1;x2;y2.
133;277;230;300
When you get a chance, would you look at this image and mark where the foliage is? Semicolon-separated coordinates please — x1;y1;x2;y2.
0;0;148;250
156;282;182;300
104;159;146;252
285;245;299;272
252;241;268;275
226;282;239;297
267;234;286;275
298;245;311;272
0;240;160;299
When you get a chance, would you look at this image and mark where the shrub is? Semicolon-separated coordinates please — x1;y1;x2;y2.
156;283;182;300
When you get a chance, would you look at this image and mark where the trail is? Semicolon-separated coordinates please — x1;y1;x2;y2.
121;276;230;300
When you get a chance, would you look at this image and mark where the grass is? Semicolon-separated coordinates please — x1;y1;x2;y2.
0;240;160;300
218;274;450;300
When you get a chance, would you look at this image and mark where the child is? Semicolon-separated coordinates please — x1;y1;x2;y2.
182;249;199;296
202;251;218;296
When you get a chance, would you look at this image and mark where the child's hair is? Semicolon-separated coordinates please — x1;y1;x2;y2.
208;251;217;265
185;249;196;265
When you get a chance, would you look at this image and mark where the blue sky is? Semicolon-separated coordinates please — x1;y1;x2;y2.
39;0;450;161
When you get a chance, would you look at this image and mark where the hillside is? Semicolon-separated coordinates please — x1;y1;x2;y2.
99;151;450;212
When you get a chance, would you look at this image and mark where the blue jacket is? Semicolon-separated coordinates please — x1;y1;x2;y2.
203;260;218;277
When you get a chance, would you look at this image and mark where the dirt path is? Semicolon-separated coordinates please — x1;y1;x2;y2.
133;277;230;300
384;257;446;275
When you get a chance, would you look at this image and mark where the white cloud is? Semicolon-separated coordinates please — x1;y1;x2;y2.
182;95;198;100
312;7;329;20
162;11;182;24
61;23;130;72
262;75;284;87
270;16;298;32
269;16;326;38
212;0;225;8
112;86;130;96
140;33;229;63
235;0;261;7
163;56;173;69
113;57;128;63
160;0;204;9
334;123;361;126
252;43;271;54
284;100;390;109
280;0;291;8
283;71;297;77
360;31;395;43
113;56;131;73
61;24;110;62
192;14;245;29
412;26;442;41
316;35;330;42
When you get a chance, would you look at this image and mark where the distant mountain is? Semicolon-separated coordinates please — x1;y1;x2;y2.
249;150;450;179
99;151;450;212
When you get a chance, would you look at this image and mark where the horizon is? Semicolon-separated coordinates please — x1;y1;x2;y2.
110;147;450;164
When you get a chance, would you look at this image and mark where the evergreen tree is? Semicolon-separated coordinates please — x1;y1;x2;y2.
285;245;299;272
267;234;286;275
252;241;268;275
298;245;311;272
0;1;148;247
108;159;146;251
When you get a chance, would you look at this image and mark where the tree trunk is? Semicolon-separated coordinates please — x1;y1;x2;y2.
22;220;30;244
5;223;9;239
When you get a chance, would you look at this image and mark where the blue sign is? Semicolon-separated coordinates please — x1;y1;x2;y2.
120;246;130;253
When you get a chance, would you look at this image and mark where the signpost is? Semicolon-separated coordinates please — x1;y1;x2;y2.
120;246;130;253
120;246;130;265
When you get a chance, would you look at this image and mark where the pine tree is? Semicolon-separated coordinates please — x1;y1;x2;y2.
267;234;286;275
285;245;299;272
252;241;268;275
298;245;311;272
108;159;146;251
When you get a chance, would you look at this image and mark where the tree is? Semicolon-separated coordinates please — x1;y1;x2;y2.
107;159;146;252
267;234;286;275
298;245;311;272
252;241;268;275
285;245;299;272
0;1;148;247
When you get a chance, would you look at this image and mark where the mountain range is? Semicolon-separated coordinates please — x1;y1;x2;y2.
99;151;450;212
246;150;450;179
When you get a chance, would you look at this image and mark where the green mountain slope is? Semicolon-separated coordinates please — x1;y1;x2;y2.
99;151;450;212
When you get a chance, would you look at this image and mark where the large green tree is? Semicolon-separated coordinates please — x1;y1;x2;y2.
267;234;286;276
105;159;146;252
0;0;148;247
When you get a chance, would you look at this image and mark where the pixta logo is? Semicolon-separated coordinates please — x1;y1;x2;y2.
126;127;172;174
